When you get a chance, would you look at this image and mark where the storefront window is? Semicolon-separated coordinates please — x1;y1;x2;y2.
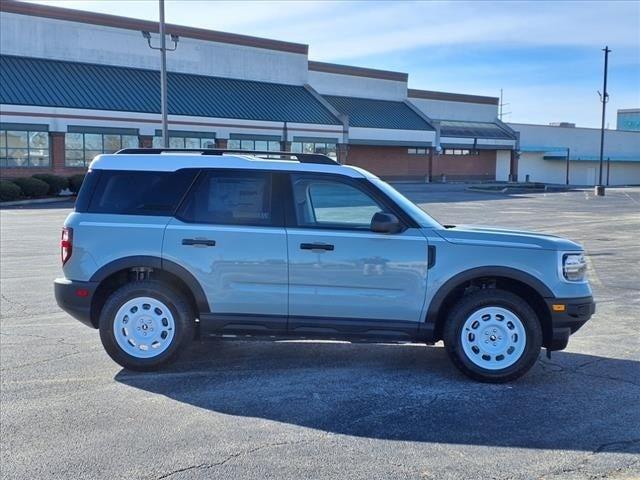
407;148;428;155
443;149;479;156
291;141;337;159
153;136;215;149
228;139;281;151
0;128;50;168
65;132;138;167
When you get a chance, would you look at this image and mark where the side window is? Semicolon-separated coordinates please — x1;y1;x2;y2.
180;171;273;226
291;175;384;229
88;169;196;215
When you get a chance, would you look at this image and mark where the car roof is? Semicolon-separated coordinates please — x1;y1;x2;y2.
89;153;374;179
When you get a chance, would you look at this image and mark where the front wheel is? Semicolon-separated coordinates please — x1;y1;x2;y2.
99;280;195;371
443;289;542;382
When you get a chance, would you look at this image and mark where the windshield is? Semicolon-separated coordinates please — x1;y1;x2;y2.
372;179;442;229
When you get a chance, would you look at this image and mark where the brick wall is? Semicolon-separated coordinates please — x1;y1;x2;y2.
345;146;430;180
432;150;497;181
344;145;497;181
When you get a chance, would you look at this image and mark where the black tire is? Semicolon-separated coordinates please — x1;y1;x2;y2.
99;280;195;371
443;289;542;383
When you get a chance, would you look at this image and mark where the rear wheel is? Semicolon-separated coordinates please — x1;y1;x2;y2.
443;289;542;382
99;280;194;371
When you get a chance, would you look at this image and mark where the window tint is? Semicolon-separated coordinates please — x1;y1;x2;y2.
88;169;196;215
180;171;273;225
291;175;383;229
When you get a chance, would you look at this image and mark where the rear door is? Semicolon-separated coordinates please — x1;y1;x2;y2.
285;173;430;338
162;169;288;333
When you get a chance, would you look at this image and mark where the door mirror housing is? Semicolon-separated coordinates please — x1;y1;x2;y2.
370;212;402;234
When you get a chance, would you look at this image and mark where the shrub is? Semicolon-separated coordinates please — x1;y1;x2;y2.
67;174;86;194
0;180;22;202
32;174;69;196
12;177;50;198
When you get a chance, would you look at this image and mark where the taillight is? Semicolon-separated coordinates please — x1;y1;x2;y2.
61;227;73;265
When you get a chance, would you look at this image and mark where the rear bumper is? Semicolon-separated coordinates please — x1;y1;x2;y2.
54;278;99;328
546;296;595;350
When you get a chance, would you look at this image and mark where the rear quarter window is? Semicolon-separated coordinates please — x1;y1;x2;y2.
178;170;275;226
87;169;197;215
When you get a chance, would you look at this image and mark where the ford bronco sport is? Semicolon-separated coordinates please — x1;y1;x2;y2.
54;149;595;382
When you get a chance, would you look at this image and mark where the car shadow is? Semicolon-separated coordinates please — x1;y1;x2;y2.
115;339;640;453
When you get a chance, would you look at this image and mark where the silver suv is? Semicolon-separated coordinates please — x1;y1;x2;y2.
54;149;595;382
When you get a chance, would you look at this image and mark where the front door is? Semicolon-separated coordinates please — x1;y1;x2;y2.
162;169;288;333
286;174;430;338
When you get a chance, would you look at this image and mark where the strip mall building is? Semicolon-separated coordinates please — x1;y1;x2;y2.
1;0;639;184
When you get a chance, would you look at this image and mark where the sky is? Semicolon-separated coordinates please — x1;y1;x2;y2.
26;0;640;128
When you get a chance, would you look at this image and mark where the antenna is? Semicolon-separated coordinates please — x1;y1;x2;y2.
499;88;511;120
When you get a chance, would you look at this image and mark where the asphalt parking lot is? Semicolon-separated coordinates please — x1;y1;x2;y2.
1;185;639;480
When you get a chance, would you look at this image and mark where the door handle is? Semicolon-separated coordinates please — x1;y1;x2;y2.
182;238;216;247
300;242;334;251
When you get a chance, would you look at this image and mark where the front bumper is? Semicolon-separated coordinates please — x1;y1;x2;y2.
545;296;595;350
54;278;99;328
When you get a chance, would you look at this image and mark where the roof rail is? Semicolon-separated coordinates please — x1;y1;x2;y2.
115;148;339;165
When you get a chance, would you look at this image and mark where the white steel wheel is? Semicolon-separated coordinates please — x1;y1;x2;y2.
460;306;527;370
113;296;176;359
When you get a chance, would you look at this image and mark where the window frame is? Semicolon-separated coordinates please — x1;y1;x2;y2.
175;169;284;227
227;138;281;152
65;131;139;167
407;148;428;155
285;173;412;233
152;135;216;149
0;129;51;168
291;141;338;159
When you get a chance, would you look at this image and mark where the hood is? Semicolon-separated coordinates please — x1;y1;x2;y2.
435;225;583;251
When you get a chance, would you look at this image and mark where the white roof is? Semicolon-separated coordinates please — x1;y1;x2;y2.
88;153;373;179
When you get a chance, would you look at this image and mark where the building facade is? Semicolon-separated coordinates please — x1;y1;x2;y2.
1;0;638;185
617;109;640;132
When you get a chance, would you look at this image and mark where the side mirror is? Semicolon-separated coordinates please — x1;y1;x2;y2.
370;212;402;234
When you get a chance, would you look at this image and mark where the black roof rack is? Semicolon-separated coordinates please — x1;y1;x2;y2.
115;148;339;165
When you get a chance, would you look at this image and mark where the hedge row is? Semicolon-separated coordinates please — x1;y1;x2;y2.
0;174;85;202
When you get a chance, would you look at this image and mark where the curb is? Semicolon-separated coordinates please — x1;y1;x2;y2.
0;197;74;207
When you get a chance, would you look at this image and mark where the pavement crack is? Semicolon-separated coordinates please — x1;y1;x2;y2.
538;358;640;388
539;438;640;479
0;292;28;317
155;438;323;479
593;438;640;454
0;332;82;371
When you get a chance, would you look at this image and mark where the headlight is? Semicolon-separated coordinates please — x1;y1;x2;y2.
563;253;587;282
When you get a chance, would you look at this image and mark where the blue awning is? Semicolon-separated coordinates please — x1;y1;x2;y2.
0;55;341;126
323;95;434;131
439;120;515;140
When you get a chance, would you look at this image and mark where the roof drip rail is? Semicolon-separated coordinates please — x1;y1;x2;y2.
115;148;339;165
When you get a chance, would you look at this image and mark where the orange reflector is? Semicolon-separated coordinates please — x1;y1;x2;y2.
552;304;566;312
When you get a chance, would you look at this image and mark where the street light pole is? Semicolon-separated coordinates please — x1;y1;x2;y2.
596;46;611;196
158;0;169;148
141;0;178;149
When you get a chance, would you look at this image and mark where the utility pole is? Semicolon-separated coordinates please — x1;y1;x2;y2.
142;0;179;148
596;46;611;196
499;89;511;121
565;147;570;185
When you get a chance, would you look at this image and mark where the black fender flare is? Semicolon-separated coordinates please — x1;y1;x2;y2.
90;255;210;313
421;266;553;341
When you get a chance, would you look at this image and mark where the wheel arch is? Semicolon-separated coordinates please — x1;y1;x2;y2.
88;256;209;328
424;266;553;345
